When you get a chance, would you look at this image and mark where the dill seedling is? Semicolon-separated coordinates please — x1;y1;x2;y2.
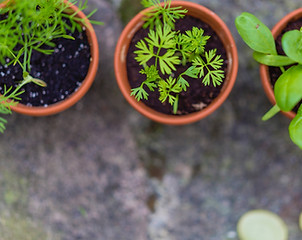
0;73;44;133
131;0;225;114
0;0;102;132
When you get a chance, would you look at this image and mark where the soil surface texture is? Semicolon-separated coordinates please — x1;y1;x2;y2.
0;27;91;107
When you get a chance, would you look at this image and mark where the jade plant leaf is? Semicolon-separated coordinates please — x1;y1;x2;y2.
274;64;302;112
253;52;296;66
299;212;302;231
237;209;288;240
282;29;302;64
235;12;277;55
289;106;302;150
262;104;281;121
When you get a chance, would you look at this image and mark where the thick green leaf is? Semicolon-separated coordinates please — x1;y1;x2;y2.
253;52;296;66
282;29;302;64
237;210;288;240
274;65;302;111
262;104;281;121
289;106;302;150
235;12;277;55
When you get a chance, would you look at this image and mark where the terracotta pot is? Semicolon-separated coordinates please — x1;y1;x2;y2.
114;1;238;125
259;8;302;120
1;0;99;116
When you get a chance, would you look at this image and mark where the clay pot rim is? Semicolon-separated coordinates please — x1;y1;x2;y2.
0;0;99;116
114;1;238;125
259;8;302;120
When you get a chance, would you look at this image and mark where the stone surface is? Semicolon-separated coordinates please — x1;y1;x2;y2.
0;0;302;240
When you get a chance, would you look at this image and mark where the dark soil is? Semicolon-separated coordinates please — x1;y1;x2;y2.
0;27;91;107
268;18;302;113
126;15;228;115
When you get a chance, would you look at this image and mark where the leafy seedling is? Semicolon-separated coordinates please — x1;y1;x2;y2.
235;12;302;150
131;0;225;114
0;0;103;132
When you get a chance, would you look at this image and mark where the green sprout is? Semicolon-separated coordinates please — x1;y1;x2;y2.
0;0;102;132
131;0;225;114
235;12;302;150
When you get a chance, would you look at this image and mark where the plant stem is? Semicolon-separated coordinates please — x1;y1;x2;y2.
155;46;161;68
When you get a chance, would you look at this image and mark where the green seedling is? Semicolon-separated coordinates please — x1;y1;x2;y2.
235;12;302;150
131;0;225;114
0;72;47;133
0;0;102;132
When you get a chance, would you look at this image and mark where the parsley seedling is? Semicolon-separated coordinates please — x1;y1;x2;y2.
131;0;225;114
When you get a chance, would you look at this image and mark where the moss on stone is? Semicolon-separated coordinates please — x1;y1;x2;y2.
0;171;28;212
0;214;60;240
